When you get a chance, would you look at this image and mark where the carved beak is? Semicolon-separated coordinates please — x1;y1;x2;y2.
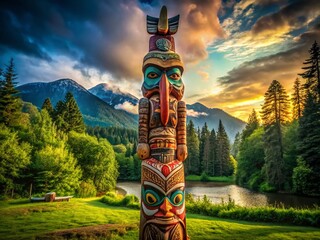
159;72;170;126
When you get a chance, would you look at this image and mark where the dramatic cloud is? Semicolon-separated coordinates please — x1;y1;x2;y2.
199;24;320;120
213;0;320;61
114;101;138;114
186;109;208;117
0;0;224;89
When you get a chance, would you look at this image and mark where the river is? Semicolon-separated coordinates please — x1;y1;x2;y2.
116;181;320;208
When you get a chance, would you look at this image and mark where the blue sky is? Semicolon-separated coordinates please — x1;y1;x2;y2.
1;0;319;120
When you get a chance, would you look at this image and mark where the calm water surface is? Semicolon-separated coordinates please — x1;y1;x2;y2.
116;181;320;208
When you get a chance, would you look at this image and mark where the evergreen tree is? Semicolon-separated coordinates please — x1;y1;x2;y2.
216;120;231;176
291;78;304;119
231;132;241;158
0;59;22;126
261;80;290;190
241;109;259;141
297;92;320;195
63;92;85;133
41;98;54;118
299;41;320;99
186;120;200;175
199;122;210;173
208;129;216;176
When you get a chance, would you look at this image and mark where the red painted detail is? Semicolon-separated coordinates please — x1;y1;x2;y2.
161;165;171;177
159;73;170;126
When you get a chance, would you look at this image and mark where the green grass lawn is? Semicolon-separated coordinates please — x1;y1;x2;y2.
0;198;319;240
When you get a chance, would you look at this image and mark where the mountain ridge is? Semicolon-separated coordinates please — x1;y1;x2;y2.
17;79;246;140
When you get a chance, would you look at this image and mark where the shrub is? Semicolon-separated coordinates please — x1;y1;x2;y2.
101;192;140;209
185;194;320;227
77;181;97;198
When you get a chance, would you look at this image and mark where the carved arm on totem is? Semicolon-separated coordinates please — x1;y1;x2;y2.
137;97;150;160
176;100;187;161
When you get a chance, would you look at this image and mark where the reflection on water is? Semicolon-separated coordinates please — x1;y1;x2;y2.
116;181;320;208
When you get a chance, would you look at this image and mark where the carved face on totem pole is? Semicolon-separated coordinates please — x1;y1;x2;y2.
138;6;188;240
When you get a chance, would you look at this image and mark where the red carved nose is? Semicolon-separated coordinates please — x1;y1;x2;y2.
159;73;170;126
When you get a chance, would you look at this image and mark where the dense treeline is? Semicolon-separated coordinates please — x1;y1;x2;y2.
87;126;140;180
235;41;320;195
185;119;236;178
0;59;118;198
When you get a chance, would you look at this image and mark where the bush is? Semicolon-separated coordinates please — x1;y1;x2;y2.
259;182;276;193
77;181;97;198
185;194;320;227
101;192;140;209
200;172;210;182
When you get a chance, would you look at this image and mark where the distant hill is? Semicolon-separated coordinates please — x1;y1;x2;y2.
89;83;138;106
187;102;246;142
17;79;138;129
17;79;246;140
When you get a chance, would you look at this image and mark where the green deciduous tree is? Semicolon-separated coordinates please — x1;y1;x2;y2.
32;144;81;196
236;127;265;189
0;124;31;196
261;80;291;190
68;131;118;192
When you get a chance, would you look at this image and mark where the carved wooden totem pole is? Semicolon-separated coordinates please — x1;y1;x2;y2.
137;6;188;240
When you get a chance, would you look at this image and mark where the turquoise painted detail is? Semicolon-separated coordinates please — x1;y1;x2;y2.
142;187;185;207
143;66;182;90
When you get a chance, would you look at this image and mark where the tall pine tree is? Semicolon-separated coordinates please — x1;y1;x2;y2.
41;98;54;118
299;41;320;100
261;80;290;190
297;91;320;195
186;120;200;175
291;78;304;119
0;59;21;126
199;122;210;173
216;120;231;176
208;129;217;176
241;109;259;141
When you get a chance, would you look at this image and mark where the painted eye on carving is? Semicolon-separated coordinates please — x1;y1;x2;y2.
144;190;161;206
169;73;180;80
170;190;184;206
147;72;159;79
146;193;157;205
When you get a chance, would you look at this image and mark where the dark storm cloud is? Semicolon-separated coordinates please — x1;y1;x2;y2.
1;0;224;82
252;0;320;35
0;0;146;80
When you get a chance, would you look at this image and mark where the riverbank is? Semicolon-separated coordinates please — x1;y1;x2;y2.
1;198;319;239
186;175;235;183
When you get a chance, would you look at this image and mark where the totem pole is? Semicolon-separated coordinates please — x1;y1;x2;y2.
137;6;188;240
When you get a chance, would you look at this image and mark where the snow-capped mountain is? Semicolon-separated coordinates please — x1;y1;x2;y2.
17;79;138;128
89;83;138;106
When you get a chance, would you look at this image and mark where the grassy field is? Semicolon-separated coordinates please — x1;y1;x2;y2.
186;174;235;183
0;198;319;240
